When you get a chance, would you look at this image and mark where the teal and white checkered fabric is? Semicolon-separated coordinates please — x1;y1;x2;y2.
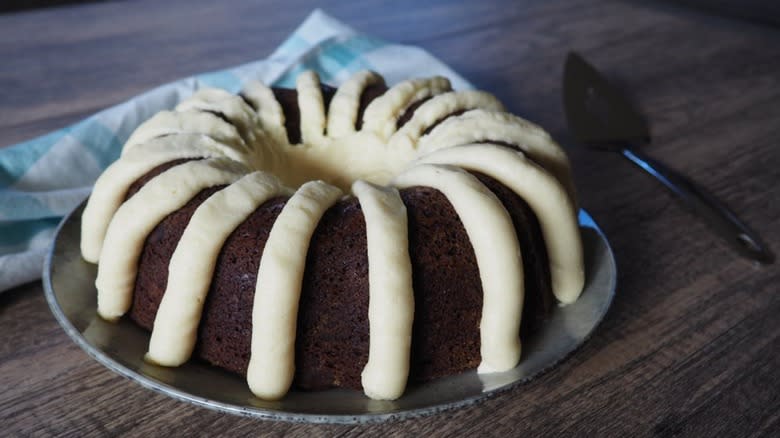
0;10;472;292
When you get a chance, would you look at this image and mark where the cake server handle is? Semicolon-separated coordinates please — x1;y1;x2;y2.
620;147;773;264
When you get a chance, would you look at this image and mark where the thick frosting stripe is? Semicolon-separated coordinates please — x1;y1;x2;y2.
388;91;504;152
95;158;247;321
416;144;584;304
81;134;233;263
146;171;289;367
122;110;248;156
176;88;261;148
419;109;577;201
131;132;250;165
392;164;525;374
353;180;414;400
362;77;451;140
247;180;343;401
326;70;382;138
296;71;327;145
241;80;289;147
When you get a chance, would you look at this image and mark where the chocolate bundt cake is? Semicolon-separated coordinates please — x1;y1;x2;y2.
80;70;584;401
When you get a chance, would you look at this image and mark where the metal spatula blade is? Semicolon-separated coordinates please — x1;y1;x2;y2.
563;51;773;264
563;52;650;146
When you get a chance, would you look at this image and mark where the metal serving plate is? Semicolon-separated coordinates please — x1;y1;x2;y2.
44;202;616;424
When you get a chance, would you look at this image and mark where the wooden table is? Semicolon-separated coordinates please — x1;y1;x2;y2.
2;0;778;436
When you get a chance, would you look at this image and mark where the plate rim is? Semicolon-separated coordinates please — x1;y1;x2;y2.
43;202;617;424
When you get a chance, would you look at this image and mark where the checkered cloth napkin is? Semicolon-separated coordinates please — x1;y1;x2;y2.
0;10;472;292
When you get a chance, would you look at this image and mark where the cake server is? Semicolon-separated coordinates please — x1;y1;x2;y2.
563;51;773;264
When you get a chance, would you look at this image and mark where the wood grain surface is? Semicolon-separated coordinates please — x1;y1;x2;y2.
1;0;779;436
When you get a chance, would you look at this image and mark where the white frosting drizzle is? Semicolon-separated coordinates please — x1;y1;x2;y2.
84;69;585;401
241;80;289;147
247;180;343;401
361;77;451;140
81;134;236;263
416;144;584;304
419;109;577;201
388;91;504;152
296;71;327;145
146;171;289;366
175;88;260;147
95;158;247;321
392;164;524;374
353;180;414;400
326;70;382;138
123;110;248;156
